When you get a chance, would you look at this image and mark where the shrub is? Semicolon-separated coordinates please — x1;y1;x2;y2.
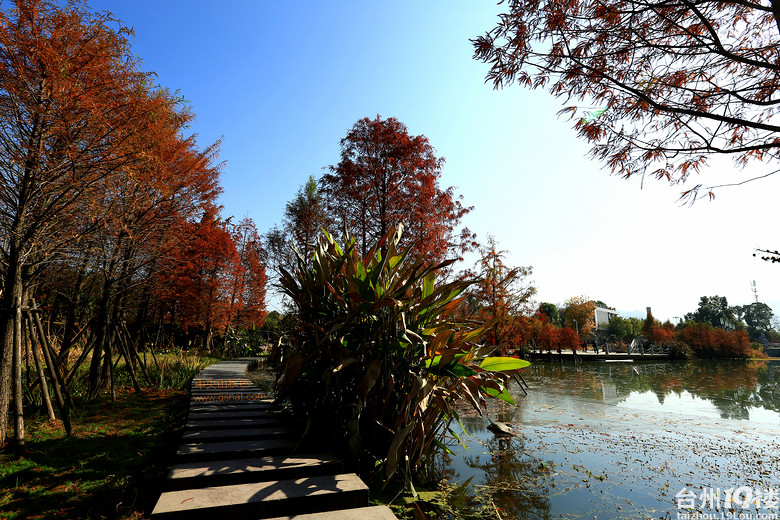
664;340;693;360
277;225;528;487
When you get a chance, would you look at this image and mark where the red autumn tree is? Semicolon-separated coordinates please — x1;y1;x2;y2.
473;0;780;201
651;322;677;345
558;326;581;353
537;320;561;352
470;236;535;353
320;115;474;261
158;210;239;351
677;322;754;358
155;211;267;352
0;0;186;443
83;88;222;396
562;296;596;338
227;217;267;330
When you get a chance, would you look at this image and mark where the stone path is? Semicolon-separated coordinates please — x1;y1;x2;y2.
151;357;396;519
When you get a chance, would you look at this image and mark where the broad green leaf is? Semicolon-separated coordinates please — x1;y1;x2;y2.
479;357;531;372
446;362;477;378
483;385;516;405
433;438;454;455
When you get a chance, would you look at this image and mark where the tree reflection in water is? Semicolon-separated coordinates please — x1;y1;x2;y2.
525;359;780;421
431;360;780;520
433;407;554;520
463;434;553;520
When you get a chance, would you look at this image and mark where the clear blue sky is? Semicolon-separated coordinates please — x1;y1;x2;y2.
89;1;780;320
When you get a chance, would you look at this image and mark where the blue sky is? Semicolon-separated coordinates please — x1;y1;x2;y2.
89;1;780;320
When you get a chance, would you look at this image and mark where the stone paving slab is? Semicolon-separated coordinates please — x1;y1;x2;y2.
190;391;267;397
152;357;396;519
187;410;273;420
190;389;263;395
177;438;298;462
191;393;274;403
182;426;289;442
185;417;280;430
190;398;273;406
165;453;342;491
151;473;369;519
264;505;398;520
189;403;275;413
192;378;255;387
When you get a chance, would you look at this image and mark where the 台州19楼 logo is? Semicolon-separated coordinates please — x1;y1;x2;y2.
676;487;779;520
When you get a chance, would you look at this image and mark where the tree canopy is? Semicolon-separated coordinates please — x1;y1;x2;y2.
320;115;474;261
468;236;536;352
0;0;266;448
472;0;780;200
738;301;774;332
685;295;737;328
562;296;596;337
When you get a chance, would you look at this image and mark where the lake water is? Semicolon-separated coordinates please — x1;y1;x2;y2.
440;360;780;520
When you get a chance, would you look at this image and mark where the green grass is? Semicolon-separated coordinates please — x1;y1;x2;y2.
1;388;187;519
1;350;223;520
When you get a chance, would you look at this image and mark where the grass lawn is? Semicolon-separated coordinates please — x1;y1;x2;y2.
0;387;189;519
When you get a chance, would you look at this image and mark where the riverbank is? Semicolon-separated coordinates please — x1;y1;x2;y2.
527;350;672;361
435;360;780;520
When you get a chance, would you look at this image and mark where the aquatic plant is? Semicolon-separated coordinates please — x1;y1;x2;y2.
277;224;529;487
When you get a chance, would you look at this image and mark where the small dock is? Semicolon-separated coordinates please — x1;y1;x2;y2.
527;351;672;361
151;357;396;520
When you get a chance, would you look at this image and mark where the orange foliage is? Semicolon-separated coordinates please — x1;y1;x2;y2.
321;115;473;262
677;323;756;359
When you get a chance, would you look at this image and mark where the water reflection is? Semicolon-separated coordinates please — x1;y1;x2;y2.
523;359;780;423
438;360;780;520
440;414;554;520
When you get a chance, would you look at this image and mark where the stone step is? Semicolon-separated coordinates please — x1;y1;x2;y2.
185;417;280;430
182;426;289;443
176;438;298;462
191;394;273;404
187;410;273;420
264;505;398;520
192;379;255;388
190;392;264;398
151;473;369;519
165;453;342;491
190;389;265;395
189;403;275;413
190;388;266;394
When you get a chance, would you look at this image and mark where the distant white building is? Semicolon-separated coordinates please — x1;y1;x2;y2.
594;306;619;333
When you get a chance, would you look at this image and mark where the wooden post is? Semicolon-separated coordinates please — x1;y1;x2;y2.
24;320;31;390
29;300;71;436
126;323;152;386
31;300;74;409
12;297;25;456
115;327;142;392
107;334;115;402
24;314;56;421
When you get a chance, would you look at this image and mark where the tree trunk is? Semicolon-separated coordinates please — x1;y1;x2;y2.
0;257;24;447
58;252;90;372
13;297;25;456
33;318;72;436
25;314;56;421
88;259;118;398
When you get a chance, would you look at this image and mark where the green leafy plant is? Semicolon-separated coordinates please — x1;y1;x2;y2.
277;224;529;487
